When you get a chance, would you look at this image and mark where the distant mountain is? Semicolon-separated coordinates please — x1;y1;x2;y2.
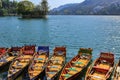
49;0;120;15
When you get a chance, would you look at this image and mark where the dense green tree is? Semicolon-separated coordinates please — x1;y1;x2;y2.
2;0;9;8
34;5;41;11
0;0;49;17
17;0;34;15
41;0;48;15
9;0;18;14
0;0;2;8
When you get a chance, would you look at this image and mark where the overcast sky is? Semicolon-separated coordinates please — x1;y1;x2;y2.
13;0;84;9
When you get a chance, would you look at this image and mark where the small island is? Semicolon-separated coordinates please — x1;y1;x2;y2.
0;0;48;18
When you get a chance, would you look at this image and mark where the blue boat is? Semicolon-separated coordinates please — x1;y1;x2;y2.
28;46;49;80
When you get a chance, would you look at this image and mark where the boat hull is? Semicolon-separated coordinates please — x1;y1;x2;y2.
30;69;45;80
7;66;28;80
0;60;12;69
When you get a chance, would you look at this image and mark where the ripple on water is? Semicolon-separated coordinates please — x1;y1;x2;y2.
0;16;120;79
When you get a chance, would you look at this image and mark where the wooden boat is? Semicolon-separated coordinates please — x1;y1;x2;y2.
85;52;114;80
7;45;36;80
28;46;49;80
59;48;92;80
112;59;120;80
0;47;22;68
46;46;66;80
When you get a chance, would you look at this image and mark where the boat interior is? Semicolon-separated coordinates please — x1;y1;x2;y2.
87;53;114;80
61;53;91;79
28;46;49;79
8;45;35;77
46;47;66;79
0;47;22;67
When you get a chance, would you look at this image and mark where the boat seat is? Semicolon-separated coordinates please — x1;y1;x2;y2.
96;63;110;70
52;60;63;65
62;74;71;79
35;60;45;63
74;61;85;68
67;67;77;71
34;68;42;71
66;67;82;75
48;65;62;72
6;57;15;61
93;66;109;73
89;74;105;80
47;72;56;78
68;70;77;75
47;72;56;74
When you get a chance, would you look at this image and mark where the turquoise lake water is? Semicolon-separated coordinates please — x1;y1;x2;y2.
0;15;120;79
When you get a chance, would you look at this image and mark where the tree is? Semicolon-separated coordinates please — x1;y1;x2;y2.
17;0;34;15
2;0;9;8
0;0;2;8
34;5;41;12
41;0;48;15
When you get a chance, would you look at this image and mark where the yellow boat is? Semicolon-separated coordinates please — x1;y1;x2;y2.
59;48;92;80
0;47;22;68
85;52;114;80
112;59;120;80
7;45;36;80
28;46;49;80
45;46;66;80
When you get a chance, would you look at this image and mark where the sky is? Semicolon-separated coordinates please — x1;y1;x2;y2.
14;0;85;9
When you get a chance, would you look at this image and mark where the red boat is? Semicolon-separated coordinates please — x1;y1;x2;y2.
0;47;22;68
7;45;36;80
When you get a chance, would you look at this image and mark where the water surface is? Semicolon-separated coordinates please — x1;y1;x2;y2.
0;15;120;79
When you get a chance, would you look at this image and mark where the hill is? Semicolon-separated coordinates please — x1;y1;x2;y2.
49;0;120;15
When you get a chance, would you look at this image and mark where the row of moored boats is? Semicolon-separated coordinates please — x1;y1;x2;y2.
0;45;119;80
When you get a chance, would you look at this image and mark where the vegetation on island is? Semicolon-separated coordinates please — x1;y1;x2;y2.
0;0;18;16
18;0;48;18
0;0;48;18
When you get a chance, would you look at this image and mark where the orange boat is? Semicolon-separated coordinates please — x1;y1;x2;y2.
0;47;22;68
112;59;120;80
85;52;114;80
59;48;92;80
7;45;36;80
28;46;49;80
46;46;66;80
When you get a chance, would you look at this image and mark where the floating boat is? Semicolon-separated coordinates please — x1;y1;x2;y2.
46;46;66;80
85;52;114;80
59;48;92;80
112;59;120;80
0;47;22;68
28;46;49;80
7;45;36;80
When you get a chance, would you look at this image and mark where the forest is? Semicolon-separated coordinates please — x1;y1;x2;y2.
0;0;48;18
